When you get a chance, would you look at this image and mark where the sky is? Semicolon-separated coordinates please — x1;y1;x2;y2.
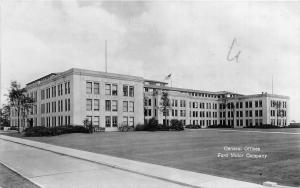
0;0;299;121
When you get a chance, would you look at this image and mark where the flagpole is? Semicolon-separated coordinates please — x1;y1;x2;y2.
105;40;107;73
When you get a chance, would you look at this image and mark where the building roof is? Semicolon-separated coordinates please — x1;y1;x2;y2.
26;73;58;86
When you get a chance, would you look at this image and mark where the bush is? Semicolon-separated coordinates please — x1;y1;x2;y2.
170;119;184;131
135;124;146;131
244;124;281;129
24;125;89;137
185;124;201;129
288;123;300;128
208;124;233;128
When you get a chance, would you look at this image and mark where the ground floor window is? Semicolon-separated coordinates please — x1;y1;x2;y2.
112;116;118;127
129;117;134;126
105;116;111;127
93;116;99;126
123;116;128;126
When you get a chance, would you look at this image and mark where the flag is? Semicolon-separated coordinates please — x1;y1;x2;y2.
165;73;172;80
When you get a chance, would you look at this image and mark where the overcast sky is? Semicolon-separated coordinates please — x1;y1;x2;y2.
1;0;299;121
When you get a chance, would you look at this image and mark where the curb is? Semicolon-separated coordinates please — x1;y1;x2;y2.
0;161;44;188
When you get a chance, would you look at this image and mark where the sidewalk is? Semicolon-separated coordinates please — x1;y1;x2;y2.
0;135;271;188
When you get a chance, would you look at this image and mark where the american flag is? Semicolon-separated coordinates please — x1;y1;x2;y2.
165;73;172;80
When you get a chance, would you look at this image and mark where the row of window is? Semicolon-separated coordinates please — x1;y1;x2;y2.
41;82;70;100
41;99;71;114
86;99;134;112
270;100;287;108
189;120;217;126
271;119;287;126
270;110;287;117
41;115;71;127
86;82;135;97
86;116;134;127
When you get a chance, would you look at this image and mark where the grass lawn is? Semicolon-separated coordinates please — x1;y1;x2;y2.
9;128;300;186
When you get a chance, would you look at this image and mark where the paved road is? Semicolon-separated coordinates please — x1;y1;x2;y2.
0;139;189;188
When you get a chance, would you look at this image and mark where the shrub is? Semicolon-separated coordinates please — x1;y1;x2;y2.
24;125;89;137
135;124;146;131
185;124;201;129
146;117;159;131
208;124;232;128
287;123;300;128
244;124;282;129
170;119;184;131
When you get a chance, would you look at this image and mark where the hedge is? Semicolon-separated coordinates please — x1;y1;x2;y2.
24;126;89;137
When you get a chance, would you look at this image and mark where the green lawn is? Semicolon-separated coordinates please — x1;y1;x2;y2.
13;128;300;186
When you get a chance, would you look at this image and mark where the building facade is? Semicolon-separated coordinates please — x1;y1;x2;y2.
10;68;290;130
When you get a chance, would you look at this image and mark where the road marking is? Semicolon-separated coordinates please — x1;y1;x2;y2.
217;129;300;135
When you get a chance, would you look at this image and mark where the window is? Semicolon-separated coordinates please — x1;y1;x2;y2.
68;98;70;111
41;104;45;114
255;101;258;108
129;86;134;97
105;84;111;95
123;116;128;126
255;110;258;117
123;101;128;112
41;90;45;100
112;116;118;127
259;110;262;117
94;82;100;94
123;85;128;96
67;82;70;94
249;101;252;108
93;116;99;126
105;100;111;111
94;99;99;111
65;99;68;111
105;116;111;127
112;84;118;96
259;100;262;107
86;82;92;94
245;101;248;108
129;102;134;112
112;100;118;111
86;99;92;111
65;82;68;95
129;117;134;126
57;85;61;96
86;116;92;125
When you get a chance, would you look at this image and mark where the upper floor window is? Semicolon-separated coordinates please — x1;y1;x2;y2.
123;85;128;96
105;100;111;111
129;102;134;112
86;82;92;94
123;101;128;112
112;100;118;111
86;99;92;111
129;86;134;97
94;83;100;94
94;99;99;111
112;84;118;96
41;90;45;100
105;84;111;95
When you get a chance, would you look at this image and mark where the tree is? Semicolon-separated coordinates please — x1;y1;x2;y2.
83;118;93;133
8;81;34;133
160;90;171;126
0;105;10;127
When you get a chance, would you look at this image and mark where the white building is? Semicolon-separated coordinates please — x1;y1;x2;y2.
10;68;290;130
